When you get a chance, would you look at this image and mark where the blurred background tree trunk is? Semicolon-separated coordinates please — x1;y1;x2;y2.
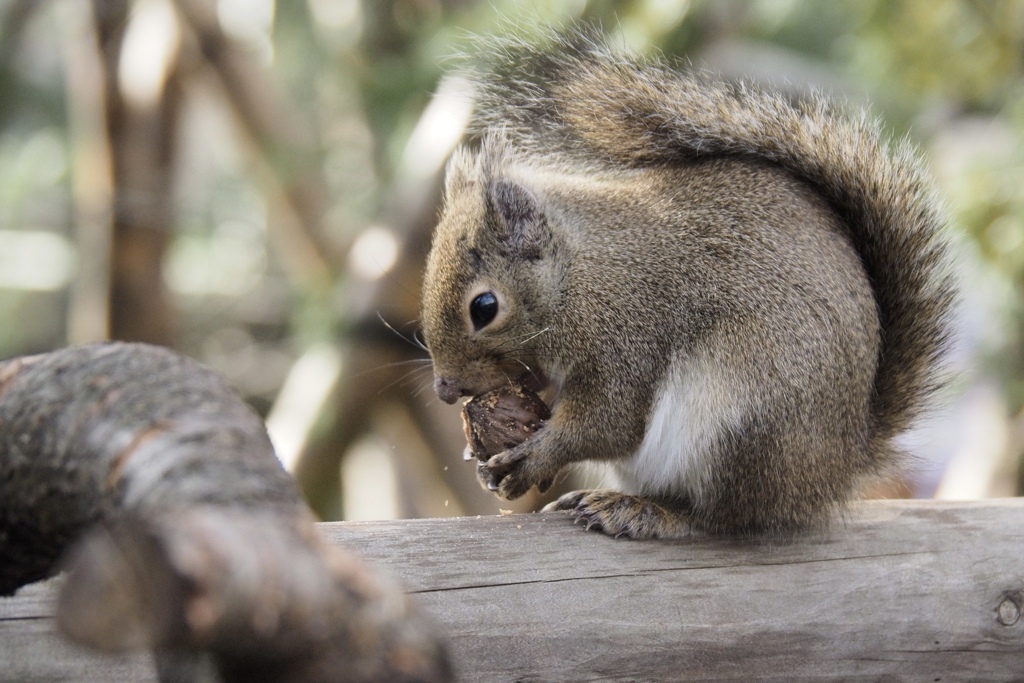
93;0;181;345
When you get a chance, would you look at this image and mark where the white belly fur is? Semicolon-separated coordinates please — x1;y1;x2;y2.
613;353;750;504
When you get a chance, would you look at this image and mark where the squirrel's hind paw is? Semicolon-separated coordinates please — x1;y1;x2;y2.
543;489;692;540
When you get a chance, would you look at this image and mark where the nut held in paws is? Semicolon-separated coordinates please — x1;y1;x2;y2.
462;385;551;460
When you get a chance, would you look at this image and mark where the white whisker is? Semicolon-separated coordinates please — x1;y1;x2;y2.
377;311;430;352
516;327;551;345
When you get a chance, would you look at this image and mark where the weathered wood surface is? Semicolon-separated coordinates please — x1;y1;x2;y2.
2;499;1023;682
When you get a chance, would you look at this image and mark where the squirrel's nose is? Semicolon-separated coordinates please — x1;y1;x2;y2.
434;377;466;404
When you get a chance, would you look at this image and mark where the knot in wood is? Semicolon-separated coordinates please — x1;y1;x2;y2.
997;597;1020;626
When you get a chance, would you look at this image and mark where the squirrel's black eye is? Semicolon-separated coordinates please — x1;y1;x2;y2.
470;291;499;330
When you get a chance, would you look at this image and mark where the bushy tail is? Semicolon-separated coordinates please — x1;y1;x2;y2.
471;29;956;440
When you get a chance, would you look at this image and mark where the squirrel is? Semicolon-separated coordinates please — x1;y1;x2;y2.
420;30;955;539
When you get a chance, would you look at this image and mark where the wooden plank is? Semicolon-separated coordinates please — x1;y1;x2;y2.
0;582;156;682
2;499;1023;682
324;500;1024;682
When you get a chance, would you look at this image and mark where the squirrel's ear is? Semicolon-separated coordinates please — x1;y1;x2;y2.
488;179;546;260
444;146;475;198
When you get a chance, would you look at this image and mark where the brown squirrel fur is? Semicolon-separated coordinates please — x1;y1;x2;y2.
421;30;955;538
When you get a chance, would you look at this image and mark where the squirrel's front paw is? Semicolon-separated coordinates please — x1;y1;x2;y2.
477;447;555;500
543;489;692;540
